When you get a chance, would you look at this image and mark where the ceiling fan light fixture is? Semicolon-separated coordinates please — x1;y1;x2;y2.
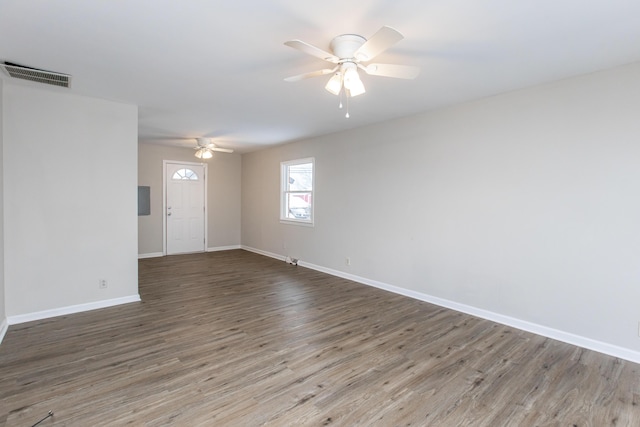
348;78;365;96
343;67;365;97
194;148;213;159
343;65;358;85
325;72;343;95
285;26;416;109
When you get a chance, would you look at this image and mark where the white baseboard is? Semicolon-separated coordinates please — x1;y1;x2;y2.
139;247;242;259
7;295;141;325
241;245;287;261
138;252;163;259
297;260;640;364
0;317;8;344
207;245;242;252
240;247;640;364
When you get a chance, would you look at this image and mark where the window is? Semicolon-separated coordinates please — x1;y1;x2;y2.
281;158;314;225
172;168;199;180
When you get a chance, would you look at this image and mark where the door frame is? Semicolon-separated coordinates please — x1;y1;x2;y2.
162;160;208;255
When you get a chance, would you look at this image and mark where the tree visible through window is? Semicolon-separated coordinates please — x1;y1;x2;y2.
281;158;314;225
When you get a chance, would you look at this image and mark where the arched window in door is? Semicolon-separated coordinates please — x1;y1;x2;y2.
172;168;199;180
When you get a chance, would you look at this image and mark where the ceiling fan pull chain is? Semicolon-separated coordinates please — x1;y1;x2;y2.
345;92;350;118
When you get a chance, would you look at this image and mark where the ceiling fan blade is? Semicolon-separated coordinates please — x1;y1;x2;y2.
211;147;234;153
194;138;233;153
284;40;339;63
361;63;420;79
354;26;404;62
284;67;338;82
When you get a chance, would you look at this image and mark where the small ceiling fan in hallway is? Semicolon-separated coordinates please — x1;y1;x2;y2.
193;138;233;159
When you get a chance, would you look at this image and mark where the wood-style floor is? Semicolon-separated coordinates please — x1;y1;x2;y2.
2;250;640;426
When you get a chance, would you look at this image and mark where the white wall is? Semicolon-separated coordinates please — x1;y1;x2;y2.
242;62;640;360
0;78;5;335
138;142;241;256
3;84;139;318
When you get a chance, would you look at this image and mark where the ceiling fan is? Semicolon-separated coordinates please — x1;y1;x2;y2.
284;26;419;116
193;138;233;159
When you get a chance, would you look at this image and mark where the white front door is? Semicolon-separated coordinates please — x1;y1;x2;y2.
165;162;206;255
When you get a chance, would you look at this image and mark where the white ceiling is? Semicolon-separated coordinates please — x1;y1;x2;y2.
1;1;639;152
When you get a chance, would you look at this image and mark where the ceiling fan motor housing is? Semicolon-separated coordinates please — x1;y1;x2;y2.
196;137;211;148
330;34;366;60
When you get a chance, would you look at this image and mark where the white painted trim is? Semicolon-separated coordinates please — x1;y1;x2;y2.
279;219;315;227
203;165;208;254
241;245;287;262
238;249;640;364
295;259;640;364
7;295;141;325
162;161;167;256
141;246;241;258
0;318;8;344
280;157;315;227
138;252;164;259
207;245;241;252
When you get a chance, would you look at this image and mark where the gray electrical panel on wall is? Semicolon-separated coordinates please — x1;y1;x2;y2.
138;186;150;216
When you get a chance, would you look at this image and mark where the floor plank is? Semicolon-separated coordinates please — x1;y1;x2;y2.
1;250;640;426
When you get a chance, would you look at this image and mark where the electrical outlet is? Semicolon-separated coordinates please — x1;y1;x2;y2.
99;279;108;289
345;257;351;266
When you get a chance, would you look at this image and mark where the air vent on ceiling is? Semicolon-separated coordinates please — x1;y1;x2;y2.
0;62;71;88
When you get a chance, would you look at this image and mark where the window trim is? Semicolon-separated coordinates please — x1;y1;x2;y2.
171;168;199;180
280;157;315;226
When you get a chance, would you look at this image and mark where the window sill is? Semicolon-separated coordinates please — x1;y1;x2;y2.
280;219;314;227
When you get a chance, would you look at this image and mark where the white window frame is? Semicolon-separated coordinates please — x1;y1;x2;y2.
280;157;315;226
171;168;199;180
